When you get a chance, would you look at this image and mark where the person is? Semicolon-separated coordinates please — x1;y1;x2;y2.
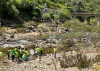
7;47;11;60
15;50;19;63
0;51;3;61
25;48;28;61
54;47;57;58
22;52;25;62
22;48;24;53
11;48;15;62
14;47;17;52
36;46;40;56
19;47;23;59
40;46;43;56
18;46;20;61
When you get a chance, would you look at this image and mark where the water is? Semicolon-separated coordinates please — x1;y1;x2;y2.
1;40;29;48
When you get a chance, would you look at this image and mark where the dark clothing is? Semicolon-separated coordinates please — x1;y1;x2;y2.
20;54;22;59
40;50;42;56
12;55;15;61
8;54;10;60
54;52;56;58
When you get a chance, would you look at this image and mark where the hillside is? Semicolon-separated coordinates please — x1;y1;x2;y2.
0;0;100;21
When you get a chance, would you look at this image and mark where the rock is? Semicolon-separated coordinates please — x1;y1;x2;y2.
8;60;13;65
65;28;69;32
10;34;14;38
92;63;97;69
27;26;35;30
30;49;35;55
0;68;2;70
34;65;37;68
46;62;51;65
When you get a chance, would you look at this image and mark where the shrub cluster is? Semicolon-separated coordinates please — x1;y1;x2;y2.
59;53;100;69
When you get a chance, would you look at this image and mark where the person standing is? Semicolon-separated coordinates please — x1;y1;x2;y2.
36;47;40;56
14;47;17;52
11;48;15;62
19;47;23;59
7;48;11;60
25;48;28;61
22;52;25;62
15;50;19;63
0;51;3;61
40;46;43;56
54;47;57;58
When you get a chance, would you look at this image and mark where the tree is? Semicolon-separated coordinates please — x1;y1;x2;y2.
58;9;70;23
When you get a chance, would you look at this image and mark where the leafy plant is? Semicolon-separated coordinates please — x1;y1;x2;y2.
42;13;51;20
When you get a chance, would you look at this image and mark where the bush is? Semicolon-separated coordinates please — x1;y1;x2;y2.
59;53;92;69
58;10;70;23
74;32;85;42
32;16;37;21
42;13;51;20
92;26;100;34
49;9;54;19
0;27;6;36
54;15;59;19
16;27;26;33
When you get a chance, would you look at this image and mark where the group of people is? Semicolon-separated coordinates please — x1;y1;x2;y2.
7;46;30;63
36;46;57;58
36;46;43;56
0;46;57;63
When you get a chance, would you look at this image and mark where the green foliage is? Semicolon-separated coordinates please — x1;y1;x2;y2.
0;26;6;36
92;26;100;34
16;27;26;33
59;53;92;69
32;17;37;21
75;54;92;69
0;0;40;20
75;32;85;42
42;13;51;20
48;9;54;19
58;10;70;23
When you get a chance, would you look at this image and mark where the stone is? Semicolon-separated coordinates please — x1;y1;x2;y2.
0;68;2;70
46;62;51;65
34;65;37;68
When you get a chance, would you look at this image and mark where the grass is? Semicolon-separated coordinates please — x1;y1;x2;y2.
16;27;26;33
0;26;6;36
59;53;100;69
63;18;100;33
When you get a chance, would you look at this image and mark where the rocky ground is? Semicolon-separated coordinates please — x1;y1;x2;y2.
0;50;100;71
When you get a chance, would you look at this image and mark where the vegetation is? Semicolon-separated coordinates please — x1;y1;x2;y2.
59;53;100;69
42;13;51;20
0;0;40;21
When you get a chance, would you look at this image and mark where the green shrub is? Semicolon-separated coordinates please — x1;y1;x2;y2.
42;13;51;20
49;9;54;19
92;26;100;34
74;32;85;42
16;27;26;33
75;54;92;69
58;10;70;23
0;27;6;36
54;15;59;19
32;16;37;21
59;53;92;69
